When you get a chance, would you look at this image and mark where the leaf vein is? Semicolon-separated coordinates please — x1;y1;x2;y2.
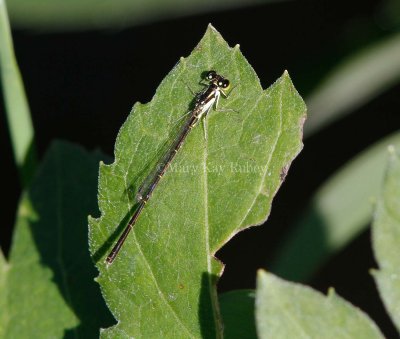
239;88;283;228
132;233;196;338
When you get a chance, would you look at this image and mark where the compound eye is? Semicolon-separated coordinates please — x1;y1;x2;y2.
222;79;230;89
207;70;217;80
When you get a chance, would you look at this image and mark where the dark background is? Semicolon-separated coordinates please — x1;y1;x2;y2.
1;0;400;337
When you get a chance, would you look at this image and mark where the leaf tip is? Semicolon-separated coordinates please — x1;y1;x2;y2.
387;144;398;159
280;70;293;85
205;23;224;41
257;269;268;280
207;22;216;31
384;145;400;175
327;287;336;297
99;161;108;172
387;144;396;152
88;214;96;224
369;268;380;278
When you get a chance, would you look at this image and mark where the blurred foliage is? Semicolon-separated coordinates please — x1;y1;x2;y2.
255;271;384;339
372;147;400;332
0;0;36;186
0;142;113;338
305;32;400;137
219;290;257;339
6;0;276;31
271;132;400;281
378;0;400;29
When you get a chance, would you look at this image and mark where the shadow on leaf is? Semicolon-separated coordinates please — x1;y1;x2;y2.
27;141;114;338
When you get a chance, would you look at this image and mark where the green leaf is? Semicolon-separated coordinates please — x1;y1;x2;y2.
255;270;384;339
372;146;400;332
89;25;306;338
271;132;400;281
219;290;256;339
0;0;36;186
0;141;113;338
7;0;276;31
305;32;400;137
0;250;8;338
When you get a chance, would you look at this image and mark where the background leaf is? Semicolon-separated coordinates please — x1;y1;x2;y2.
372;146;400;332
305;32;400;137
0;251;7;338
0;0;36;186
6;0;278;31
255;270;384;339
271;132;400;281
219;290;256;339
0;141;113;338
89;25;306;338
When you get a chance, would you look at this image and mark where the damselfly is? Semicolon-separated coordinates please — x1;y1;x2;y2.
106;70;231;264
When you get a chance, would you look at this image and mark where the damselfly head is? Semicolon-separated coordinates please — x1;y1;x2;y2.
217;78;230;90
206;70;217;81
206;70;230;90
